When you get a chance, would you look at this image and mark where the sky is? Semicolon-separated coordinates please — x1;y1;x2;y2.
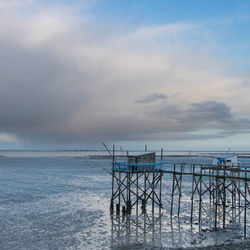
1;0;250;150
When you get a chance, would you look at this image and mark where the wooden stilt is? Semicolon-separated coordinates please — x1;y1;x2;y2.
136;172;138;215
110;171;114;214
170;164;176;217
116;203;120;215
222;166;226;229
177;164;183;218
142;173;147;213
198;165;202;229
231;168;234;221
152;172;155;213
159;173;162;213
238;169;241;223
190;165;195;224
214;168;218;230
244;168;247;238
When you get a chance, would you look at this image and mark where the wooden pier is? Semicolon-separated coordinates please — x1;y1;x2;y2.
108;148;250;238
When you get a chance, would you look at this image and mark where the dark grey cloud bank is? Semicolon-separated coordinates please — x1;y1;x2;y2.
0;41;84;131
152;101;250;132
0;3;250;147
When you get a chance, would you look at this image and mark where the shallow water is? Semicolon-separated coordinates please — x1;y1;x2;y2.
0;152;249;249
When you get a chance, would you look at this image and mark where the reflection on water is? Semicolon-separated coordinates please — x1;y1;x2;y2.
110;212;243;249
111;212;163;249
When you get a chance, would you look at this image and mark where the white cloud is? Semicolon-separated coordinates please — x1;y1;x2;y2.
123;22;198;44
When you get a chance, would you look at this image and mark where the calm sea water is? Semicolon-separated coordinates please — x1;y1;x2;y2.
0;151;249;249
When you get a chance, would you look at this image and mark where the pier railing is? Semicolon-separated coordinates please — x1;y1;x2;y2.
112;162;166;172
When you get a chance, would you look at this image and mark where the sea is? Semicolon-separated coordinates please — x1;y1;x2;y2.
0;150;249;249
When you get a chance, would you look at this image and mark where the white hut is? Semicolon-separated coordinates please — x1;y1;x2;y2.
212;154;238;167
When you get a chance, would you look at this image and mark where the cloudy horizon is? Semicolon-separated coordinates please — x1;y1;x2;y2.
1;0;250;150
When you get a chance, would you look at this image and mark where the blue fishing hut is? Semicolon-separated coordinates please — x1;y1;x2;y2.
110;152;165;215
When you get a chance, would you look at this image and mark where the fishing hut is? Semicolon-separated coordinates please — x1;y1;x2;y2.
109;150;164;215
212;153;238;167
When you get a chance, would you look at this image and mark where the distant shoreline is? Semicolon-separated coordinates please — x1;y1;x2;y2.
0;149;250;153
0;150;250;159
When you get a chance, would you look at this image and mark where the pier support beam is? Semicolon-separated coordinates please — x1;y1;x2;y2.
111;169;164;215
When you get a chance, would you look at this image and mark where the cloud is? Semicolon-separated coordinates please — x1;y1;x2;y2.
0;133;18;143
151;101;250;133
136;93;168;103
0;0;33;9
123;22;199;46
0;1;250;146
188;101;232;121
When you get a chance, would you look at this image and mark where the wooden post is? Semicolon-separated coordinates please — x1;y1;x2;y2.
244;168;247;238
119;172;121;214
152;172;155;213
111;145;115;214
111;214;114;246
136;172;139;215
212;168;215;219
122;205;126;216
231;169;235;221
222;166;226;229
209;168;212;210
170;164;176;217
152;213;155;248
198;165;202;229
136;213;138;243
190;165;195;224
178;164;183;218
126;173;131;214
214;167;218;230
238;169;241;223
159;173;162;213
129;173;131;210
116;203;120;215
110;171;114;214
142;173;147;213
